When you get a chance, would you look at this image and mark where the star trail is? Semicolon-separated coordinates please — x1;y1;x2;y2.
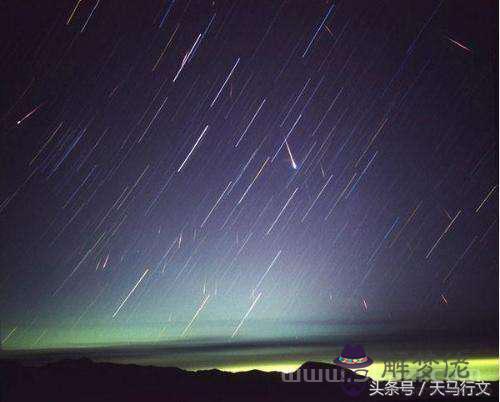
0;0;497;351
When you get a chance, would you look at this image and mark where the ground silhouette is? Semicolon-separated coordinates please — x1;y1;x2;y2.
0;358;496;401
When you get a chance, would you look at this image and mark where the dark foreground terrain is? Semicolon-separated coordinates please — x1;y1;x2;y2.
0;358;497;401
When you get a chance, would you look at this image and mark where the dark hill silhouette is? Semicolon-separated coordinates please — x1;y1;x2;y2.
0;358;496;401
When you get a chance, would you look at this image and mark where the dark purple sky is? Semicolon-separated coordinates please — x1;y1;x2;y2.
0;0;497;348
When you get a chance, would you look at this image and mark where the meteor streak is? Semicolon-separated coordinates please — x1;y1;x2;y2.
17;102;45;125
231;292;262;338
446;36;472;52
285;141;298;170
112;269;149;318
181;294;211;337
178;125;209;173
2;327;17;344
252;250;281;294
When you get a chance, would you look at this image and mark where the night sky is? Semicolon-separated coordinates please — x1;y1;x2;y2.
1;0;498;350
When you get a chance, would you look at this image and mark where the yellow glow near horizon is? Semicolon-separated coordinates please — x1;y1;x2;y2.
214;357;499;381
